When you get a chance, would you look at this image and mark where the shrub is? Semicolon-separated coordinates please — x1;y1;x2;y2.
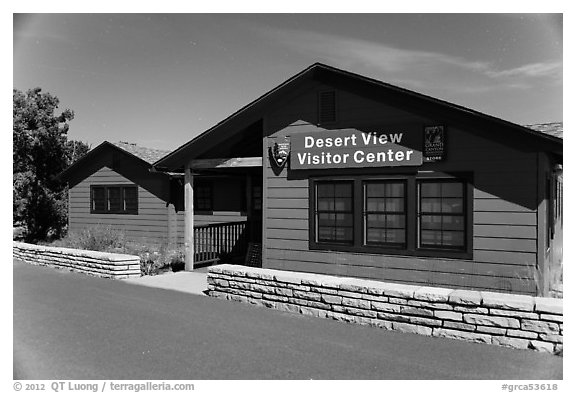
52;226;185;276
53;225;126;252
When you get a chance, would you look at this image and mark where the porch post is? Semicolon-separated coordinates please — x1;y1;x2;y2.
184;161;195;271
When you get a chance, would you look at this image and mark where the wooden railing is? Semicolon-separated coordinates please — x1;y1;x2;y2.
193;221;249;264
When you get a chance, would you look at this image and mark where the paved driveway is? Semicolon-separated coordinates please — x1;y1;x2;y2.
13;261;562;380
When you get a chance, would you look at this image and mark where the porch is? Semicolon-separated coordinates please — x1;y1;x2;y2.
192;220;262;268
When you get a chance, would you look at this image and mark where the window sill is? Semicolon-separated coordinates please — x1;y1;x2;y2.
309;242;472;260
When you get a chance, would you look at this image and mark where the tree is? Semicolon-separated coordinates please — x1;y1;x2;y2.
13;87;90;241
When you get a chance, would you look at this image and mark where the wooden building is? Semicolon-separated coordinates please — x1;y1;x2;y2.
59;141;252;262
154;63;562;296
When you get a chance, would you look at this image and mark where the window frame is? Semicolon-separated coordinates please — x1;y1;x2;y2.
417;178;468;252
363;179;408;249
90;184;138;215
309;173;473;259
313;180;355;245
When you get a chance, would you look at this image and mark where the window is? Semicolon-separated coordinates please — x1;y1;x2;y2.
314;181;354;244
91;185;138;214
310;175;472;258
194;182;213;211
364;181;406;248
418;180;466;251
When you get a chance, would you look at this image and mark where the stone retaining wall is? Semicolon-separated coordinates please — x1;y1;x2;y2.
207;264;563;353
13;241;141;279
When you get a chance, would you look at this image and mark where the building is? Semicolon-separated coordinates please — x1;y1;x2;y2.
153;63;562;296
59;141;255;263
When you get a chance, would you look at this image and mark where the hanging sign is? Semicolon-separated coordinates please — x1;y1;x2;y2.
423;125;446;162
269;136;290;168
290;127;423;170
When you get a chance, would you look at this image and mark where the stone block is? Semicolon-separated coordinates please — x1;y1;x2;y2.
506;329;538;339
414;286;453;302
528;340;555;353
262;293;288;302
393;322;433;336
286;284;310;291
377;312;410;323
539;333;562;344
539;313;563;323
342;297;370;309
371;302;402;313
453;305;488;314
476;326;506;335
330;311;356;323
408;316;442;327
355;317;374;326
443;321;476;332
293;290;321;301
433;328;491;344
388;297;408;305
434;311;463;321
463;314;520;328
274;273;303;285
366;281;420;298
310;286;338;295
274;287;293;297
229;281;252;290
400;307;434;317
337;290;363;299
276;302;300;314
213;279;229;287
361;293;387;301
534;297;563;315
492;336;530;350
521;320;560;334
339;282;368;293
346;308;377;318
370;320;393;330
247;297;264;307
300;306;329;318
407;300;453;310
261;300;277;309
448;290;482;306
481;291;535;312
305;300;332;310
489;309;539;320
321;294;343;305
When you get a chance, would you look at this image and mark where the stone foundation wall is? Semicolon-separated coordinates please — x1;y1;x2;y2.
207;264;563;353
13;241;141;279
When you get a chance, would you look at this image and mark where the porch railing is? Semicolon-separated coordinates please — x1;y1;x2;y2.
193;221;249;264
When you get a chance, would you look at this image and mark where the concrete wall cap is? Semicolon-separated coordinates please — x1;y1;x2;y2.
414;286;453;302
366;281;421;298
534;297;563;314
448;290;482;305
480;291;535;311
13;241;139;261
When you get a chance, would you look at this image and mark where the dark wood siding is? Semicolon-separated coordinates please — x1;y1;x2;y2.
262;84;539;295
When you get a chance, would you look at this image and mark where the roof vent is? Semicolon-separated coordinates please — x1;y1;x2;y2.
318;90;337;125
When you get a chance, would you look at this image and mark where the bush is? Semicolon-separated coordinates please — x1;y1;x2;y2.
52;226;185;276
53;225;126;252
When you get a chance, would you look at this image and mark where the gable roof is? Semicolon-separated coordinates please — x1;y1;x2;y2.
524;122;563;139
58;141;171;184
154;62;563;171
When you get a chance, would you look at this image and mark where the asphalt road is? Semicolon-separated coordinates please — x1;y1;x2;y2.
13;261;563;380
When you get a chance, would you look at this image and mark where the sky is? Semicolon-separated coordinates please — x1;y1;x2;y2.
13;13;563;151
